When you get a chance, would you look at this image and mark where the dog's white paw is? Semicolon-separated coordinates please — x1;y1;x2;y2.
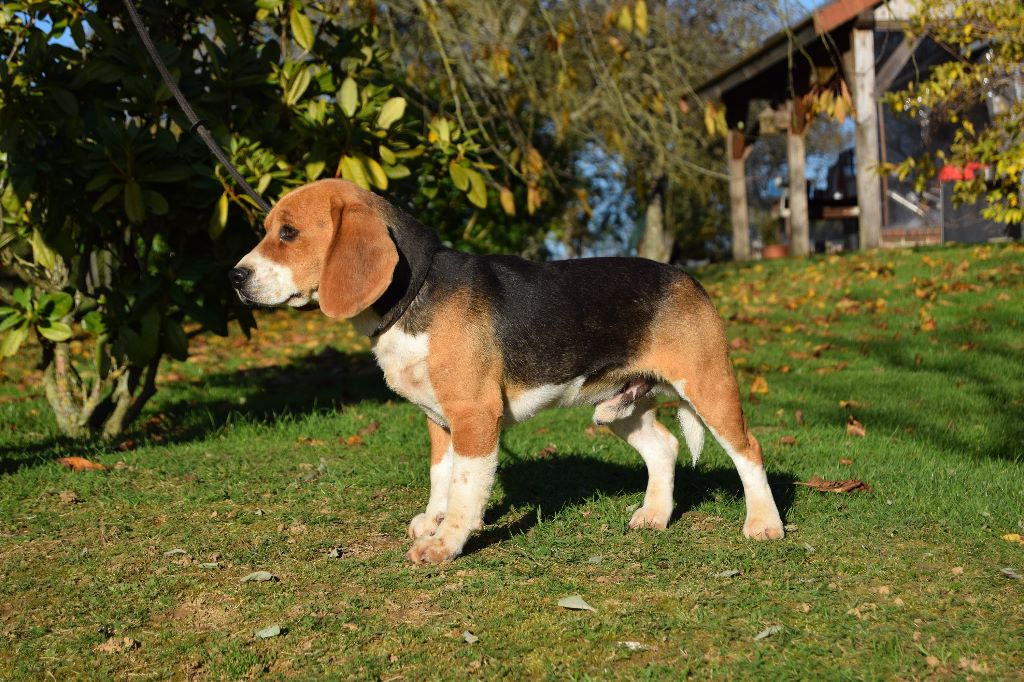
628;505;671;530
743;515;785;540
406;534;461;564
407;511;445;539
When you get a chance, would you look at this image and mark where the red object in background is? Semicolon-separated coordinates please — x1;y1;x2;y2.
939;162;985;182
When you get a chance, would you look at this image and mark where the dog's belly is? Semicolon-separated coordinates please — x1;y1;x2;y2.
503;377;594;424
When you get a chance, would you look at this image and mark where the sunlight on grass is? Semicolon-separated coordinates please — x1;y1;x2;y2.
1;243;1022;679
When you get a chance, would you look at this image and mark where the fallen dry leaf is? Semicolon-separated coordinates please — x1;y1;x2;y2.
335;421;381;446
537;444;557;458
1001;567;1023;580
753;625;782;641
619;640;649;651
557;595;596;612
815;361;848;375
796;476;872;494
779;436;797;446
297;437;325;446
847;602;878;620
812;343;833;356
958;657;988;674
846;415;866;437
794;410;805;427
96;636;140;654
358;420;381;437
749;376;769;396
839;458;853;466
58;490;81;505
57;456;106;472
1001;533;1024;545
254;624;283;639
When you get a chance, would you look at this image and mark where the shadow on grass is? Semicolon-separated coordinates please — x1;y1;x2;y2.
6;297;1021;476
0;346;392;474
157;346;392;441
769;308;1024;462
464;453;797;555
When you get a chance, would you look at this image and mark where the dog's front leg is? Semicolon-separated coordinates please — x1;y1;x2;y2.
408;418;453;539
407;404;500;564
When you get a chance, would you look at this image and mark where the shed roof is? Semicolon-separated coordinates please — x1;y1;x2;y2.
695;0;887;103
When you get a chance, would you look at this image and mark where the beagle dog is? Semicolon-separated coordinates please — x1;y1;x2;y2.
230;179;784;564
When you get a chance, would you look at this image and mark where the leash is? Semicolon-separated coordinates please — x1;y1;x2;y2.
120;0;273;214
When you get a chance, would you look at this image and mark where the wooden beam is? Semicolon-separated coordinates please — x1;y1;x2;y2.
874;36;921;96
696;20;819;101
727;131;752;261
787;107;811;257
851;26;882;249
814;0;880;33
698;0;887;100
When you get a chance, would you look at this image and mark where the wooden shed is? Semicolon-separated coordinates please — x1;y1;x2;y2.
695;0;916;260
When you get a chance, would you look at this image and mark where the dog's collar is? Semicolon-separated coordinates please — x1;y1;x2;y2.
368;230;438;337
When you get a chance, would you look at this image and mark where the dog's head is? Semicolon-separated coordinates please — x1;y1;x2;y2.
229;179;399;319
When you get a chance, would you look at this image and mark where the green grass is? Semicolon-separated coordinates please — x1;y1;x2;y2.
1;242;1023;679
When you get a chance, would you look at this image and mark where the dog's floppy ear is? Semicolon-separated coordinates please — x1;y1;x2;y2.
318;194;399;319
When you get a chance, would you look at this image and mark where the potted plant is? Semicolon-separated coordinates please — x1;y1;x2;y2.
758;214;789;260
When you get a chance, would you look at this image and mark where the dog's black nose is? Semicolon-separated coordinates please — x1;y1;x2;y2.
228;267;251;288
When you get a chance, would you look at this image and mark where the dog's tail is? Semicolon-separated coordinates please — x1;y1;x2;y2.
677;402;705;466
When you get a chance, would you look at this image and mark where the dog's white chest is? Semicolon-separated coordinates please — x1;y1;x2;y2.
372;326;443;421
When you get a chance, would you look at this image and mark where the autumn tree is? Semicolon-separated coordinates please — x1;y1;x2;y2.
372;0;789;261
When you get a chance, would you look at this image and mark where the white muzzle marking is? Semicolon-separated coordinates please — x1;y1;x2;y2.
234;251;309;307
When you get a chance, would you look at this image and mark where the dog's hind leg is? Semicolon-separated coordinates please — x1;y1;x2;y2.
642;276;784;540
671;359;784;541
608;396;679;530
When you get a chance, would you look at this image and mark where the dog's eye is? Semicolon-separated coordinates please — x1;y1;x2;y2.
279;225;299;242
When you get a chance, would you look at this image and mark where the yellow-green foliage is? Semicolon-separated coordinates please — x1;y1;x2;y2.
886;0;1024;225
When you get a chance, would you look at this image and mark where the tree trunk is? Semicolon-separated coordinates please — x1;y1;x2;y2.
42;341;87;438
40;335;162;439
637;175;673;263
727;132;752;261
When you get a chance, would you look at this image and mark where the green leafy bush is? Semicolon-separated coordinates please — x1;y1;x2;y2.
0;0;523;437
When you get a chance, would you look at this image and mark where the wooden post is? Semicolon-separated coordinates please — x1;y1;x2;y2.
727;131;751;261
852;25;882;249
787;102;810;256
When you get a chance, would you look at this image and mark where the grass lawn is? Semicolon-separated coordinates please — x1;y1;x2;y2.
1;242;1023;679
